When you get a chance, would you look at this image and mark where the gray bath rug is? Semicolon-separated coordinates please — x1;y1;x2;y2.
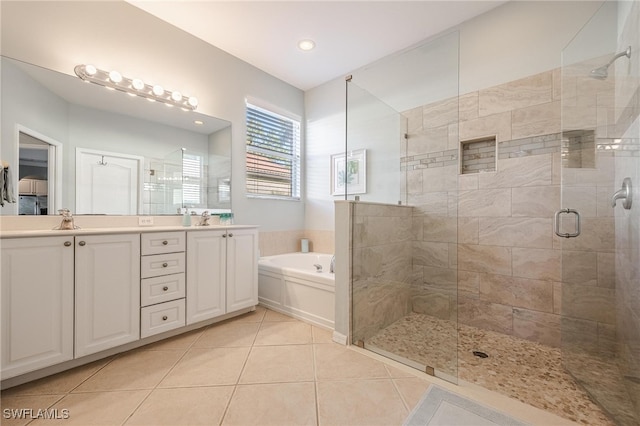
403;385;530;426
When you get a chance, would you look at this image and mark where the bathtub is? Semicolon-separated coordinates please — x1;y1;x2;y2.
258;253;335;329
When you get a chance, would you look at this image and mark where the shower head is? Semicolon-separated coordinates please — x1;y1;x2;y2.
590;65;609;80
589;46;632;80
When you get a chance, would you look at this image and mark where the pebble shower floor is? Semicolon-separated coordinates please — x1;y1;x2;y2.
366;312;620;425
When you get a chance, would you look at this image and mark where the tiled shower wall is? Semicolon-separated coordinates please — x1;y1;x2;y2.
402;68;617;348
351;202;414;343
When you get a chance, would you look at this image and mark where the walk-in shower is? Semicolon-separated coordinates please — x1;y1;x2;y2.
346;1;640;425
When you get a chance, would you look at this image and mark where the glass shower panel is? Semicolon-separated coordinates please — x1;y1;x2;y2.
349;31;459;384
561;1;640;424
162;148;184;214
344;81;405;204
348;82;412;360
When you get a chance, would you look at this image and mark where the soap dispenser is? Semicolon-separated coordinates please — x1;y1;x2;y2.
182;209;191;227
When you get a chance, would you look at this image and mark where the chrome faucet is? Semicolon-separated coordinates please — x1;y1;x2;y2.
313;263;323;273
611;177;632;209
55;208;79;230
197;210;211;226
330;255;335;274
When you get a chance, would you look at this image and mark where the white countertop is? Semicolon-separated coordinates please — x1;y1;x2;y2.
0;224;258;239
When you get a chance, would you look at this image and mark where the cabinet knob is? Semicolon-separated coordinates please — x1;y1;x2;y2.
162;240;168;245
163;286;169;291
228;233;233;237
64;241;72;247
162;262;168;268
162;316;168;321
222;234;227;238
78;241;86;246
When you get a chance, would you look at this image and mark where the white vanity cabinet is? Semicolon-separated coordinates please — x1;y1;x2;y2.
226;228;259;312
74;233;141;357
1;237;74;379
186;227;258;325
1;225;258;385
186;229;226;324
140;232;186;338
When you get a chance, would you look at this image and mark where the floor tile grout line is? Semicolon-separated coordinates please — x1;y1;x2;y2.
218;306;267;425
120;326;209;425
312;338;321;426
389;376;412;413
122;314;259;426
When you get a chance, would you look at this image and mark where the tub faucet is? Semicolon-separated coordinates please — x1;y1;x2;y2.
330;255;335;274
55;208;79;230
197;210;211;226
313;264;323;273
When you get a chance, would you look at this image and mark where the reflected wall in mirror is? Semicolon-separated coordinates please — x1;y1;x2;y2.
0;56;232;215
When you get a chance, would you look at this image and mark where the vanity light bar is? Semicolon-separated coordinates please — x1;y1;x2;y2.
74;64;198;111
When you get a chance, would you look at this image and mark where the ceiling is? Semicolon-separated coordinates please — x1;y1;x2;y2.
128;1;507;91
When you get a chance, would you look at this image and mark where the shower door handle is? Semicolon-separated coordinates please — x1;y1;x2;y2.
554;209;581;238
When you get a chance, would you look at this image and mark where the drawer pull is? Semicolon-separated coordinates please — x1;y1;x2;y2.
163;286;169;291
162;315;168;321
162;240;168;245
228;233;233;237
162;262;168;267
64;241;72;247
78;241;86;246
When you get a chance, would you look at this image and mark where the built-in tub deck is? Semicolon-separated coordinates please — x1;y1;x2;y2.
258;252;335;329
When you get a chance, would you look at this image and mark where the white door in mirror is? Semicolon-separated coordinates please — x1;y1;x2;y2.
75;148;143;215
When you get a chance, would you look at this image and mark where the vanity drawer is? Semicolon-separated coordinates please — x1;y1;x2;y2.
141;232;185;255
141;273;186;307
141;252;185;278
141;299;185;338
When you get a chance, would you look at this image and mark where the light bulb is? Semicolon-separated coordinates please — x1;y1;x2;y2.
171;91;183;102
188;97;198;107
152;85;164;96
298;39;316;51
132;78;145;90
85;64;97;76
108;70;122;83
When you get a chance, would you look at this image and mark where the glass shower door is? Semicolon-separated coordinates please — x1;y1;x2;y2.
560;1;640;424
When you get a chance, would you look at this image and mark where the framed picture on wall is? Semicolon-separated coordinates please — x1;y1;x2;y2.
331;149;366;196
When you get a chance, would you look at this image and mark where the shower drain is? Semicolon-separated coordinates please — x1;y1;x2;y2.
472;351;489;358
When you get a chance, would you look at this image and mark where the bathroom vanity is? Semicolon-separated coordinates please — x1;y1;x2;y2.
0;225;258;386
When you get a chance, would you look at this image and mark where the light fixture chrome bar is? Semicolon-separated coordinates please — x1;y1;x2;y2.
74;64;198;111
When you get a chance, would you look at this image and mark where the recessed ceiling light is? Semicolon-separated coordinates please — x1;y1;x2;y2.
298;39;316;51
194;120;204;125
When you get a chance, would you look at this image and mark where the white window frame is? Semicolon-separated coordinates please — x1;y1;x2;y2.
245;98;301;200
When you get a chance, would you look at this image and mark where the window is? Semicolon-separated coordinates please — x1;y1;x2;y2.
173;152;204;207
246;101;301;199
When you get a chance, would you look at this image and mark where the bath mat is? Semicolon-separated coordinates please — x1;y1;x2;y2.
403;385;529;426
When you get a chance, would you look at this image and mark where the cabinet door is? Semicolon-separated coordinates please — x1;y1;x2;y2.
1;237;74;379
34;180;48;196
18;179;32;195
186;230;226;325
75;234;140;357
226;228;259;312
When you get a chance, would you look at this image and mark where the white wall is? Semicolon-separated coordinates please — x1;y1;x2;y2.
1;1;305;231
0;60;69;215
304;0;603;232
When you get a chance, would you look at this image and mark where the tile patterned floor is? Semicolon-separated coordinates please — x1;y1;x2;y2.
1;307;588;426
1;308;436;426
366;312;618;426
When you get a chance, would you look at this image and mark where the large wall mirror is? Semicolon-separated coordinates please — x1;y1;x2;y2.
0;56;232;216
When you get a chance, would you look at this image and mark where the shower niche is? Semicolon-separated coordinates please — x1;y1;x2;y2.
561;129;596;168
460;136;497;174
